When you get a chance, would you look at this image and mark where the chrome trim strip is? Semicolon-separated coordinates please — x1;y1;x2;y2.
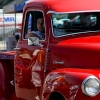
53;30;100;38
47;10;100;14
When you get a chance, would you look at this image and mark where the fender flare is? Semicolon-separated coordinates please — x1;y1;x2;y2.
42;74;67;100
42;68;91;100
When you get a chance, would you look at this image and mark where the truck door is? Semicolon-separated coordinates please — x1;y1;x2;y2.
14;10;48;100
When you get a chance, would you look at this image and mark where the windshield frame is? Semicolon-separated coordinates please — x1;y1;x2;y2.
49;10;100;38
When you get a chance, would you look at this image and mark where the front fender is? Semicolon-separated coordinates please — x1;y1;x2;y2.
42;68;100;100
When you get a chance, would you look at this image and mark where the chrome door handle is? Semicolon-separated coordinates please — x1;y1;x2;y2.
14;48;20;50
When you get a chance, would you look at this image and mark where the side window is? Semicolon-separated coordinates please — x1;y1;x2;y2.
23;11;45;40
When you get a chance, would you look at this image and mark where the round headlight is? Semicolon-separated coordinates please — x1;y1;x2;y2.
82;76;100;97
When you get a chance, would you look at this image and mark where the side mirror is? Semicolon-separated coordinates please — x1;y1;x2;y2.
28;37;43;47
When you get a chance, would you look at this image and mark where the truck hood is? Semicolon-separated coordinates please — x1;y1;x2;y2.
51;34;100;69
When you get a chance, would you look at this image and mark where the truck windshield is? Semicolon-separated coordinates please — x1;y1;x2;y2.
51;12;99;37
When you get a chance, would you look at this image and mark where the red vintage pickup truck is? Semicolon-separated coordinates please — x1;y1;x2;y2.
0;0;100;100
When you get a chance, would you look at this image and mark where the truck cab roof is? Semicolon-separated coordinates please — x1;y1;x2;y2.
25;0;100;12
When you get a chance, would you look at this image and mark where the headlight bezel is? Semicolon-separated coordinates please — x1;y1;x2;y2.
82;76;100;97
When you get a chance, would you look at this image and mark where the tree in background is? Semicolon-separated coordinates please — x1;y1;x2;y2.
0;0;14;8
